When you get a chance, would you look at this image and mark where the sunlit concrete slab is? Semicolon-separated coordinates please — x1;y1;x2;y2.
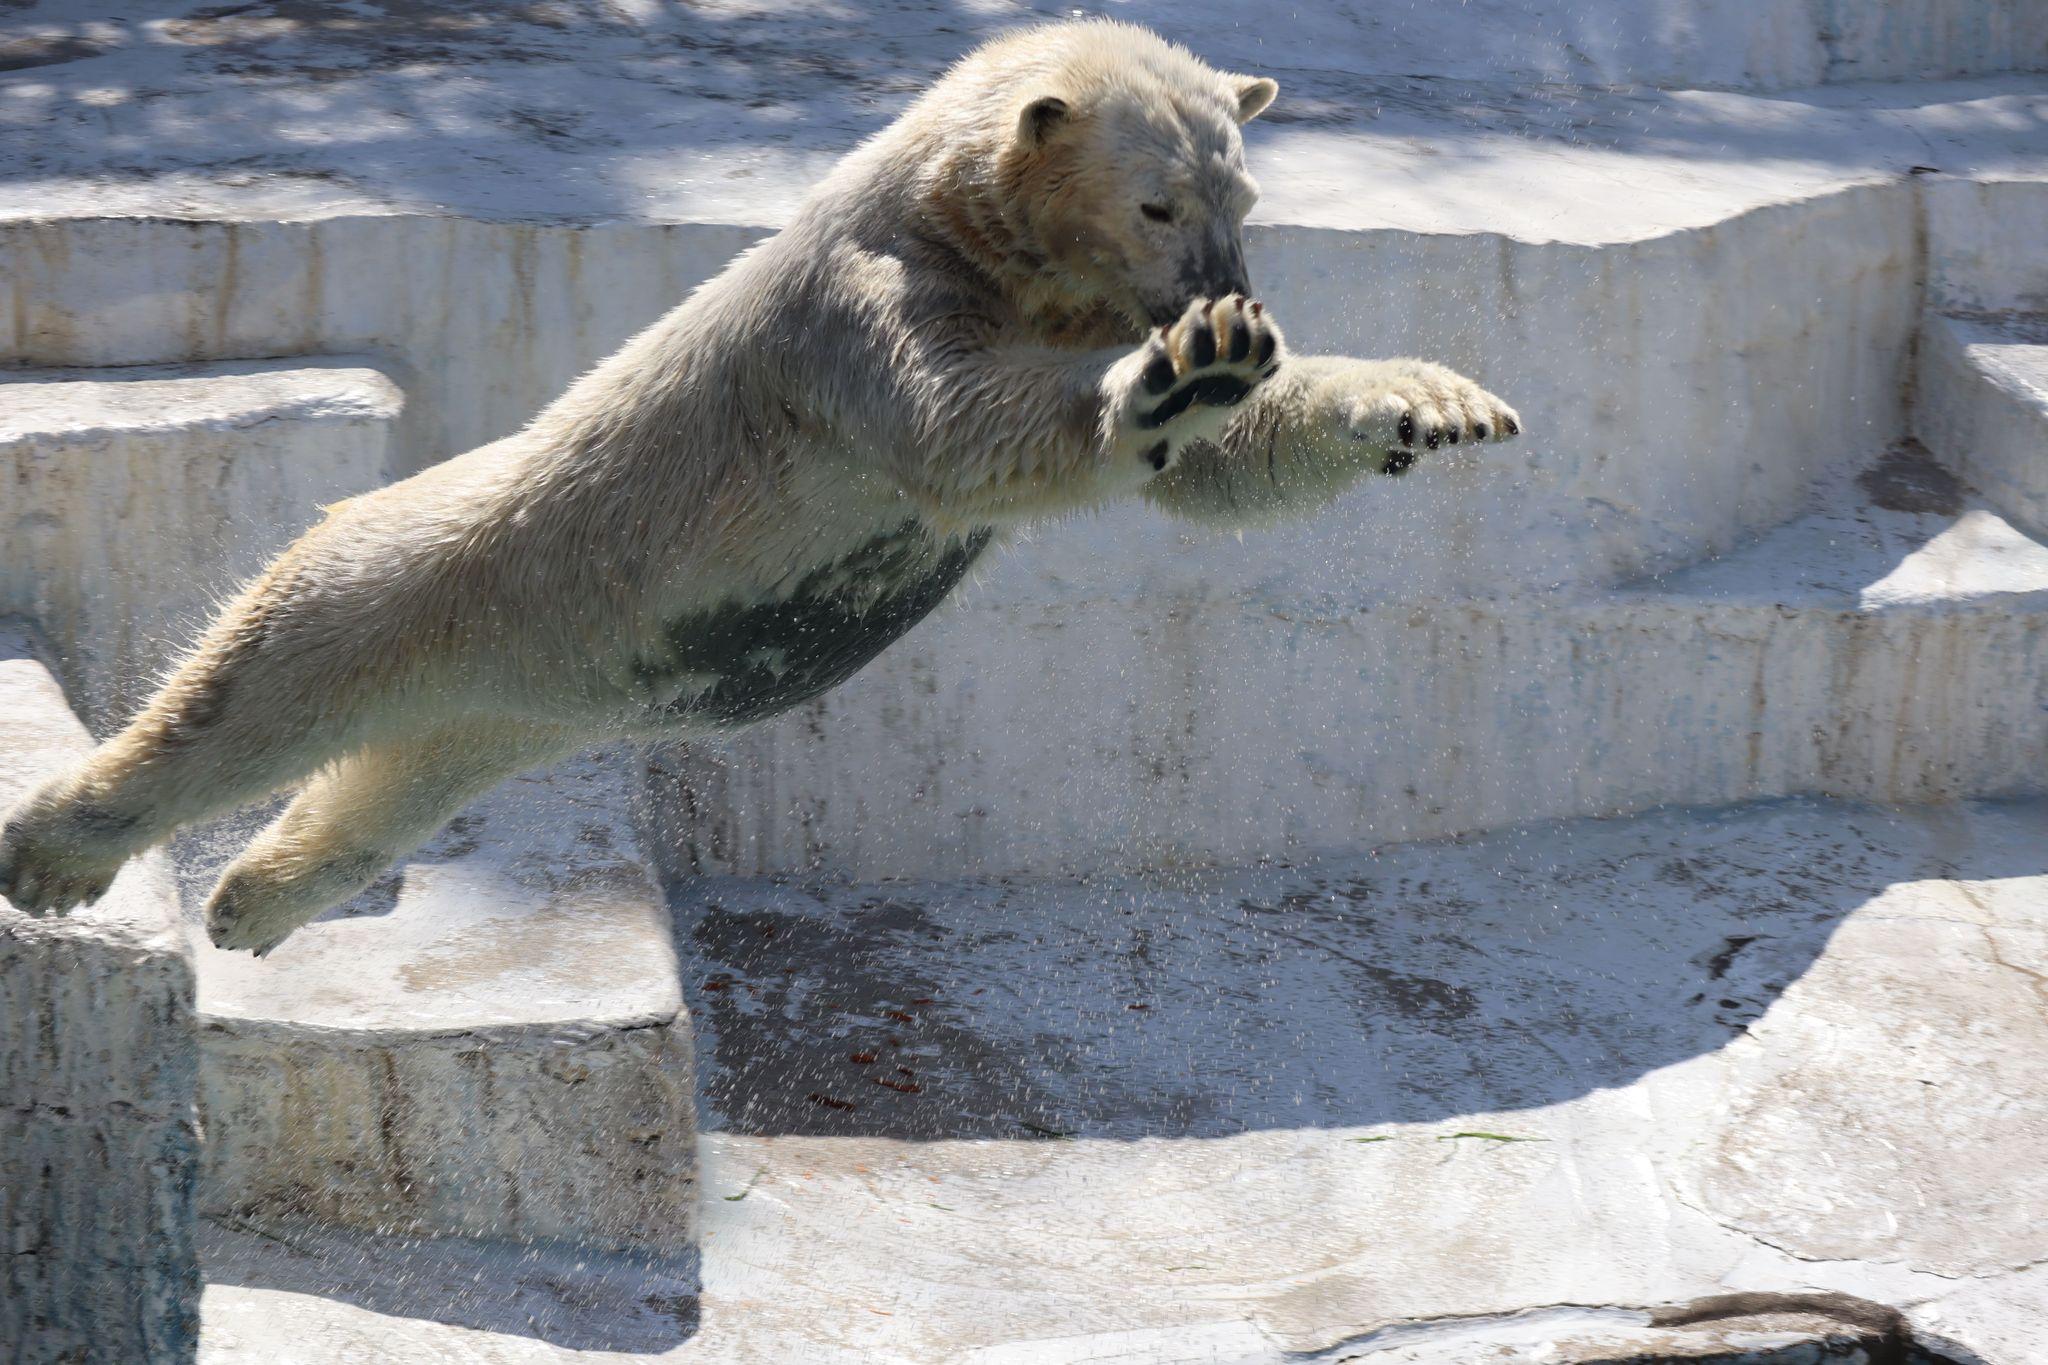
197;797;2047;1362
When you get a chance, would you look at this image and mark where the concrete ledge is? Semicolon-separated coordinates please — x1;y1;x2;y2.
191;752;696;1256
0;358;402;730
0;621;197;1364
1917;311;2048;540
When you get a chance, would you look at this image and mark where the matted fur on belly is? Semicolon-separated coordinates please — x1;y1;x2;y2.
633;520;992;728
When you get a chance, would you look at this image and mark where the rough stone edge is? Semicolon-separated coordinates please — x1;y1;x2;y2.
197;1005;696;1257
1;618;199;1365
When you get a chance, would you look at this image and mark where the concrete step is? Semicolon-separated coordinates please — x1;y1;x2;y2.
196;796;2048;1363
1917;311;2048;539
0;621;198;1364
0;357;402;729
642;450;2048;881
185;749;696;1257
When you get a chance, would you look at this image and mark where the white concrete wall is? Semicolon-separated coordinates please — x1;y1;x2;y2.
0;623;197;1364
643;552;2048;881
1924;178;2048;316
608;0;2048;91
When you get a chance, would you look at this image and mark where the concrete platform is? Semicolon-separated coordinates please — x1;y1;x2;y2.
188;750;697;1256
1918;311;2048;540
0;358;402;729
0;621;198;1364
194;797;2048;1363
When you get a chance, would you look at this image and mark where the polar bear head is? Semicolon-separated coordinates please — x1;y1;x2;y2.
920;23;1278;330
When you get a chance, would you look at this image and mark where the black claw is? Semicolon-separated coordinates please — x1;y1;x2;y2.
1189;320;1216;369
1141;352;1176;396
1227;317;1252;363
1384;448;1417;476
1142;439;1170;471
1397;414;1415;446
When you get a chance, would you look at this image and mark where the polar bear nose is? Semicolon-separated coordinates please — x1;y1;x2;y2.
1188;236;1251;302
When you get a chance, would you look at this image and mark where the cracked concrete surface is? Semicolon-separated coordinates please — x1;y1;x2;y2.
194;798;2048;1362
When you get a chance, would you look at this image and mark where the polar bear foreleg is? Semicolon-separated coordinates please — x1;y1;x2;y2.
893;296;1284;524
204;718;578;955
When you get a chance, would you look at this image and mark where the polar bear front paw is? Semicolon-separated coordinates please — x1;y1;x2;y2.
1344;361;1521;475
1126;295;1284;469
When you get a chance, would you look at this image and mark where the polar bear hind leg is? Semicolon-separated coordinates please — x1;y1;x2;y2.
204;719;576;956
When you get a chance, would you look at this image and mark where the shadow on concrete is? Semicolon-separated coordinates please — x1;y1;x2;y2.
670;798;2048;1142
3;0;2042;229
199;1217;702;1353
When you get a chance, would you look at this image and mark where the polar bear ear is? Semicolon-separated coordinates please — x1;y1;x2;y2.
1230;75;1278;124
1017;95;1071;147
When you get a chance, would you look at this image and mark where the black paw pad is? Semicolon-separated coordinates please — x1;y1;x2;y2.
1252;330;1276;367
1188;321;1217;369
1142;440;1170;471
1397;414;1415;447
1137;373;1256;428
1141;352;1176;396
1384;448;1417;476
1226;317;1252;363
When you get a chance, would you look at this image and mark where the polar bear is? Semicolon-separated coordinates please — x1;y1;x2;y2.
0;21;1517;954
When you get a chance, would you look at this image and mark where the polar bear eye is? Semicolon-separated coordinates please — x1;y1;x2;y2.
1140;203;1174;224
